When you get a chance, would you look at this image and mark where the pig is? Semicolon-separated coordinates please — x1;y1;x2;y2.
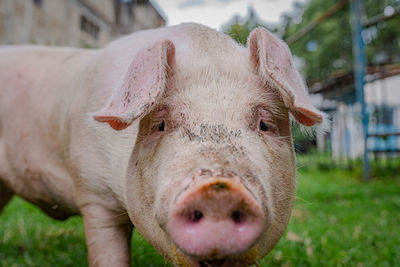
0;23;323;266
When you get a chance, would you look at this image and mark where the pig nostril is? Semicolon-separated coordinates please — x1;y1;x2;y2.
231;210;244;223
188;209;203;223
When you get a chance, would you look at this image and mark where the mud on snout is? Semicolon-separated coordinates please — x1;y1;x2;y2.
161;171;270;267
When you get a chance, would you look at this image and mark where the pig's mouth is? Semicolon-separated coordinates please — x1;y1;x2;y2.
196;257;256;267
198;259;226;267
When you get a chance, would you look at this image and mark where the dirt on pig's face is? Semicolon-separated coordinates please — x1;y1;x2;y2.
125;65;297;266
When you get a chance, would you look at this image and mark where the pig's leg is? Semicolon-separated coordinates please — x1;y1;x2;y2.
81;205;133;267
0;180;13;213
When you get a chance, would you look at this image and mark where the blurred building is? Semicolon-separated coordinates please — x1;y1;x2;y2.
309;65;400;158
0;0;166;48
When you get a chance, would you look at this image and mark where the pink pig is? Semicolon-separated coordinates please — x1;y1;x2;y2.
0;23;322;266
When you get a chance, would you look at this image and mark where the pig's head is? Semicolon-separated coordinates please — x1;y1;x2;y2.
94;25;323;266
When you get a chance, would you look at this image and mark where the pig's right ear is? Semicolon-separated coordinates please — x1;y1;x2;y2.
248;28;323;126
93;39;175;130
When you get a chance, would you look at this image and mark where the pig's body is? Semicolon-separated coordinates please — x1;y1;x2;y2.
0;26;178;214
0;23;322;266
0;46;88;218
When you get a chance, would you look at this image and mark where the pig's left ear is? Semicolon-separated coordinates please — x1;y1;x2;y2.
93;39;175;130
248;27;323;126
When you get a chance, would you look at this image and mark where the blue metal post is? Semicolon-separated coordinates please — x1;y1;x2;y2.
350;0;370;180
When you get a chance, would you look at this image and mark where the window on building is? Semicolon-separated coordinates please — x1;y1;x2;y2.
114;0;134;26
33;0;43;7
80;16;100;40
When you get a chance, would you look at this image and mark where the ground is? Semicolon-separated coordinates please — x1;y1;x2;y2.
1;157;399;266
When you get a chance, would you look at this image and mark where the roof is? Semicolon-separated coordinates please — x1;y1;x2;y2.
148;0;168;23
308;64;400;98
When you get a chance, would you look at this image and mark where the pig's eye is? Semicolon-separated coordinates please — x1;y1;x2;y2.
157;120;165;132
259;120;269;132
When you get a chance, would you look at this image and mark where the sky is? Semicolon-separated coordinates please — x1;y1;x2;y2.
154;0;298;30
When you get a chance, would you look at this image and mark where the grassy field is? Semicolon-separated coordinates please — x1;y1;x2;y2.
1;162;399;266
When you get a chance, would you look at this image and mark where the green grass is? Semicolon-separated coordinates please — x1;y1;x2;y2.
1;163;400;266
260;167;400;267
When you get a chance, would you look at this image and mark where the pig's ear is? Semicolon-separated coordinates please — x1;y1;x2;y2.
93;39;175;130
248;27;323;126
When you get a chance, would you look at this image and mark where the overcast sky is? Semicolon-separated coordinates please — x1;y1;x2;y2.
154;0;298;30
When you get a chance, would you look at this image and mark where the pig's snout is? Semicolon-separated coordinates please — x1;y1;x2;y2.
167;178;265;259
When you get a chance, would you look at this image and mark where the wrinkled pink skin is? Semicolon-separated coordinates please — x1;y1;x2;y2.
0;23;322;266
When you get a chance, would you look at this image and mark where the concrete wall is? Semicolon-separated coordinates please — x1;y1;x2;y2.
0;0;166;48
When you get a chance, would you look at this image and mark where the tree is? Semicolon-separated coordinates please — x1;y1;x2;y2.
223;0;400;83
222;6;275;45
285;0;400;83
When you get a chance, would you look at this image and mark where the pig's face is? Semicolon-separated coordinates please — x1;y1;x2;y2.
130;68;296;265
94;25;322;266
